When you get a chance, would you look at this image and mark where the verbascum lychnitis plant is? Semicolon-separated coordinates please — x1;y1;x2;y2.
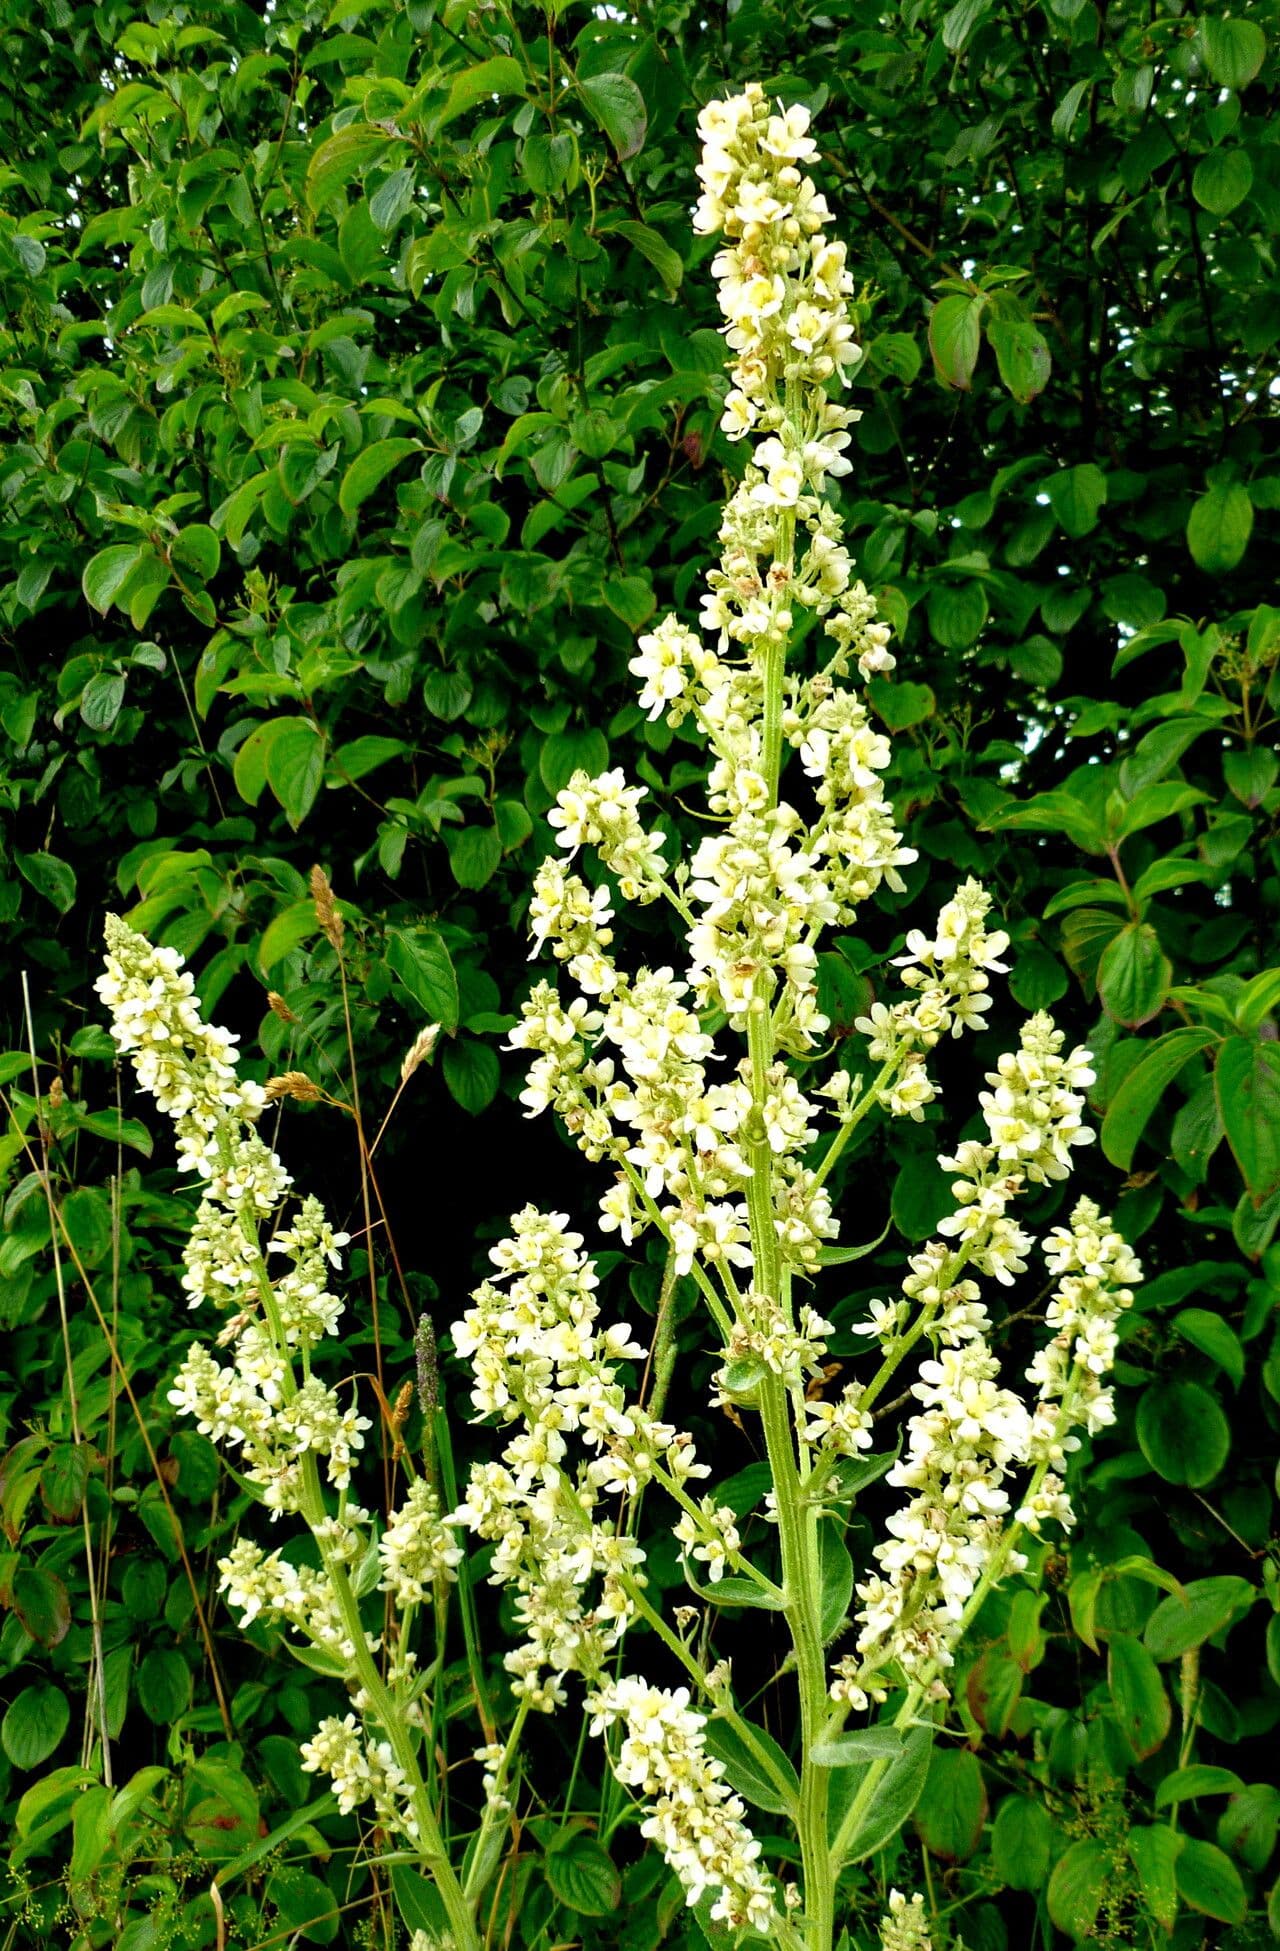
98;87;1141;1951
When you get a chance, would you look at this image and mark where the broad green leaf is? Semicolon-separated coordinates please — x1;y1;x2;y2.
1048;1839;1109;1938
265;720;326;828
442;1036;499;1115
1129;1825;1180;1933
305;124;395;211
338;437;422;515
446;823;502;891
540;728;609;796
1215;1035;1280;1197
82;543;143;614
1098;921;1171;1027
80;671;127;731
385;926;459;1031
543;1834;620;1916
1100;1026;1218;1169
702;1719;799;1816
914;1748;987;1862
1155;1765;1246;1809
265;1868;339;1945
16;850;77;914
987;318;1051;401
1144;1576;1254;1660
578;73;647;159
137;1647;191;1724
992;1796;1053;1891
1045;462;1107;536
830;1724;933;1866
1187;480;1253;572
1175;1839;1247;1924
2;1683;70;1769
599;219;682;292
1136;1379;1229;1487
331;735;410;782
437;56;528;132
1108;1634;1170;1760
928;292;985;389
1198;15;1267;88
812;1726;905;1769
1172;1308;1244;1386
171;523;220;581
1193;146;1253;215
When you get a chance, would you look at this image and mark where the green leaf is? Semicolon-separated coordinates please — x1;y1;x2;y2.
1218;1783;1280;1872
137;1647;192;1724
1193;147;1253;216
1136;1379;1229;1487
1098;922;1172;1027
265;720;326;829
1046;463;1107;536
540;728;609;796
1155;1765;1246;1809
818;1521;853;1640
255;900;317;974
578;73;647;160
987;319;1051;401
82;543;143;614
928;293;985;389
1144;1576;1255;1660
1048;1839;1109;1938
1100;1026;1218;1169
812;1726;905;1769
992;1796;1053;1892
80;671;127;731
543;1834;620;1917
437;56;528;131
1129;1825;1180;1933
442;1037;500;1115
385;927;459;1031
1216;1036;1280;1197
599;219;682;292
446;823;502;891
1175;1838;1247;1925
702;1720;799;1816
914;1747;987;1863
171;523;220;581
305;124;395;212
1172;1309;1244;1386
16;850;76;914
6;1567;71;1646
1198;16;1267;88
338;438;422;516
523;130;578;197
331;735;410;782
830;1724;933;1866
1187;481;1253;572
2;1683;70;1769
266;1868;339;1945
1108;1634;1171;1760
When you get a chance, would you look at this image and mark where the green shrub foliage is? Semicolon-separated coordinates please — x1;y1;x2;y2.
0;0;1277;1945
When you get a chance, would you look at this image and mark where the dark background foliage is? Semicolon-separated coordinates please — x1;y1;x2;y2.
1;0;1278;1945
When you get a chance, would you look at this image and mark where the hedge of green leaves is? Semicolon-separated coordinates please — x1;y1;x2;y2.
1;0;1278;1945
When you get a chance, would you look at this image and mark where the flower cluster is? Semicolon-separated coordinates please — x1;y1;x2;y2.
99;919;369;1517
448;1206;711;1710
589;1678;778;1934
829;1017;1120;1707
881;1889;934;1951
98;915;458;1854
1018;1199;1141;1532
